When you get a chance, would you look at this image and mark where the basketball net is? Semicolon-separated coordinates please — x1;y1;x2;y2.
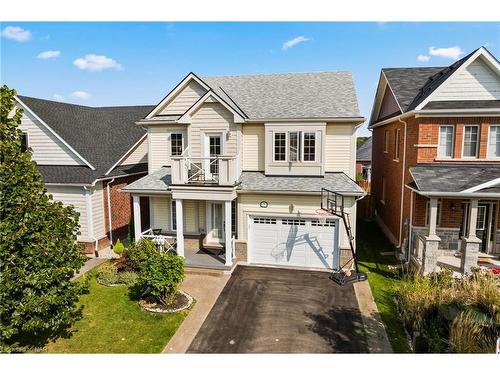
315;208;331;225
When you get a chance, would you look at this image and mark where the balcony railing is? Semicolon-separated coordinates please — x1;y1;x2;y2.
171;154;241;186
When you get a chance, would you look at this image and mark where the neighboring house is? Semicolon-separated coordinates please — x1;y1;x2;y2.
356;137;372;182
14;96;153;253
123;71;365;270
368;46;500;275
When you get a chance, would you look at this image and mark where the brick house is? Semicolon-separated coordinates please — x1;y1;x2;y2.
356;137;372;182
15;96;151;253
368;46;500;275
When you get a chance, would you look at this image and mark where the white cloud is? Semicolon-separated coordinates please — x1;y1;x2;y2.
429;46;463;60
1;26;32;42
417;54;431;62
53;94;64;101
282;36;310;51
73;54;123;72
37;50;61;60
71;91;91;100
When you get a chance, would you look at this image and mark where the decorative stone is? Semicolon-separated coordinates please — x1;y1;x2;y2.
140;290;194;313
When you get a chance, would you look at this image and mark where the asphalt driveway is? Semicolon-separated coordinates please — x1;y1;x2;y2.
187;266;368;353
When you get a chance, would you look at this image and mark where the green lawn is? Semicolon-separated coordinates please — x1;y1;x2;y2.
44;265;188;353
356;221;412;353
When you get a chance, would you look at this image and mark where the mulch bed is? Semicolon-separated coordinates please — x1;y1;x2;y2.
139;290;193;313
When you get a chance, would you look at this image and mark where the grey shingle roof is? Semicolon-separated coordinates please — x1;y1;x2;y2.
422;100;500;110
410;164;500;193
356;137;372;161
108;163;148;178
122;168;365;195
202;71;361;119
38;165;99;184
239;172;365;195
17;95;154;184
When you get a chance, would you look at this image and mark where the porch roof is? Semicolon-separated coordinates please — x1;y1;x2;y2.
121;167;365;196
408;164;500;197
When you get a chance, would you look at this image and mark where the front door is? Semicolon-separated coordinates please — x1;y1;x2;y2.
204;134;222;181
208;203;224;243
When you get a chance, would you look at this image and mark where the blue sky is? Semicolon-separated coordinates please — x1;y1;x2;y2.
1;22;499;135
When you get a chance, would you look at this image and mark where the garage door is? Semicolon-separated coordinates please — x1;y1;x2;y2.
249;216;339;270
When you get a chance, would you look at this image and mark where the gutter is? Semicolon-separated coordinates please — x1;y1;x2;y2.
106;178;115;249
405;184;500;199
397;118;408;249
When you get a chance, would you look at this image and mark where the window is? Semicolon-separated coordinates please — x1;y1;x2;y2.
381;176;386;204
463;125;479;158
282;219;306;226
231;200;237;235
171;200;177;231
425;200;442;226
209;135;222;174
384;130;389;152
394;128;400;160
476;205;487;230
21;132;28;152
289;132;300;162
253;217;277;224
438;125;454;158
303;132;316;161
273;132;286;161
170;133;183;156
488;125;500;158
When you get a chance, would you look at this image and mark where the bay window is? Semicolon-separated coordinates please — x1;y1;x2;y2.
438;125;454;158
289;132;300;162
463;125;479;158
273;130;317;163
488;125;500;158
273;132;287;161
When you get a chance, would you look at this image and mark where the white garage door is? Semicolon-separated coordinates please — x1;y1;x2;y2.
249;216;339;270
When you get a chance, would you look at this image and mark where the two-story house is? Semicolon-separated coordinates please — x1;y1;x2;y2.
14;96;152;253
369;46;500;275
122;71;365;271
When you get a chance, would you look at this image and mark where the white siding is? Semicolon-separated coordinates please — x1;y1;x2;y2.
159;80;207;115
148;125;187;172
46;185;89;239
18;109;84;165
91;182;106;238
151;196;170;232
149;196;205;234
325;123;356;178
433;58;500;101
237;193;356;249
189;102;240;158
120;137;148;166
242;124;265;171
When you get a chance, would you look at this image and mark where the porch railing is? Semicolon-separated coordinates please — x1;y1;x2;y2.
171;154;240;186
140;228;176;252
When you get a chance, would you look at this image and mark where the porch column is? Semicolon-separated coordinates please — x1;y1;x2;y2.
423;197;440;274
175;199;184;257
132;195;142;242
224;200;233;266
461;199;481;274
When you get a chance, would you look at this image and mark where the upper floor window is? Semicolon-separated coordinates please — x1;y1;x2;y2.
303;132;316;161
171;133;183;156
21;132;28;152
488;125;500;158
384;130;389;153
273;132;287;161
394;128;400;160
438;125;454;158
462;125;479;158
289;132;300;162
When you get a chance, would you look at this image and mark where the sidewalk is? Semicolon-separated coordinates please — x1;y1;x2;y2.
72;246;118;280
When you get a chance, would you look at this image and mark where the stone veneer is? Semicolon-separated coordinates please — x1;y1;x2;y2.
412;227;460;255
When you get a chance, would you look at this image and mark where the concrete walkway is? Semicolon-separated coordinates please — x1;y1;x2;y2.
163;271;230;353
353;280;393;353
72;246;119;280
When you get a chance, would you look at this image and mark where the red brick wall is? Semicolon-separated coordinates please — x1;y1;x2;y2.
413;196;464;229
79;236;111;254
102;174;150;244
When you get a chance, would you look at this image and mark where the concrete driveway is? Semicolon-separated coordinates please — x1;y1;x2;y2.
187;266;369;353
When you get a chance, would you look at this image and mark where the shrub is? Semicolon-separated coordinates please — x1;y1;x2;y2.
96;263;119;285
127;239;157;271
119;271;139;286
138;251;185;305
113;239;125;256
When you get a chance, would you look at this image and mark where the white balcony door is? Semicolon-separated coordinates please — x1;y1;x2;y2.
204;133;223;181
207;202;224;243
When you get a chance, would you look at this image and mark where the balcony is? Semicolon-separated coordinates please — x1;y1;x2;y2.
171;154;241;186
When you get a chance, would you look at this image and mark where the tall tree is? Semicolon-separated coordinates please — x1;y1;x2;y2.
0;85;86;352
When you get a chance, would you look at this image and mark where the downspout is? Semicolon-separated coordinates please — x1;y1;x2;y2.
107;178;116;249
83;180;99;256
398;118;408;250
407;190;414;262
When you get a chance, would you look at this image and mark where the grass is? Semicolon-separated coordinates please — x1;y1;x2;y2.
356;221;412;353
44;264;188;353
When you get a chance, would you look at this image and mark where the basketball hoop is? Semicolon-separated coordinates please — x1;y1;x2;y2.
315;208;331;225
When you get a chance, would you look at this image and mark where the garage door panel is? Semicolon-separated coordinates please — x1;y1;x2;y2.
250;216;338;270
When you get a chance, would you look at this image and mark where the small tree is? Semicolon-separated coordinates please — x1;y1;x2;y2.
0;85;86;352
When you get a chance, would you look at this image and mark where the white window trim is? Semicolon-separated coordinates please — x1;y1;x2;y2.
170;200;177;231
438;125;455;159
393;128;400;161
302;131;317;163
425;200;442;227
273;131;287;162
476;205;487;231
487;124;500;159
288;131;301;162
170;132;184;157
461;125;480;159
